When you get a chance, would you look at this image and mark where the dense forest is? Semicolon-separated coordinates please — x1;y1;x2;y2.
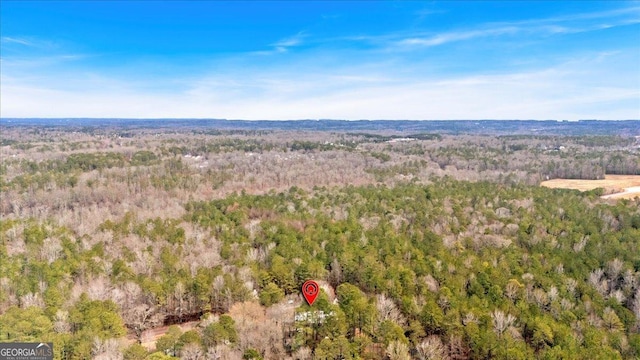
0;125;639;359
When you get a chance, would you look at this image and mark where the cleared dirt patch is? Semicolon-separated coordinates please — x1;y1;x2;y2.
540;175;640;199
125;321;199;350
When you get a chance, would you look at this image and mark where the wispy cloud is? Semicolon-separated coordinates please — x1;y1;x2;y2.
399;27;519;47
0;53;94;71
0;36;60;50
1;36;34;46
396;5;640;48
1;3;637;120
415;8;446;17
2;50;637;120
270;32;307;53
521;5;640;24
248;32;308;56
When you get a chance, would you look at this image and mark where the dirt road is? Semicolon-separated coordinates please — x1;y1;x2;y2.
126;321;200;350
601;186;640;199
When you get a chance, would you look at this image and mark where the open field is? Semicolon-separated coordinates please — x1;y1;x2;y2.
540;174;640;199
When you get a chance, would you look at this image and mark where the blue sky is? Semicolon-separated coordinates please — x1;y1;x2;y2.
1;1;639;120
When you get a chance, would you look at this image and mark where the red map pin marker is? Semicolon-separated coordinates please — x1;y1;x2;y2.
302;280;319;306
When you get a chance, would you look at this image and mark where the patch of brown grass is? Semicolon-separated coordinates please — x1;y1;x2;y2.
540;175;640;198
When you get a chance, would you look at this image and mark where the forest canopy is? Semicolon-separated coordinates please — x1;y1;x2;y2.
0;125;639;359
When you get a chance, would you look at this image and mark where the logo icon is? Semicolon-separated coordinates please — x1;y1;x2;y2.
302;280;319;306
0;342;53;360
36;343;51;351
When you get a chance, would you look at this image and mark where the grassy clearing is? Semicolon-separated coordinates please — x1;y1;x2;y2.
540;175;640;199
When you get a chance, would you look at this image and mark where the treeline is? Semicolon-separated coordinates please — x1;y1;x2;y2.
2;151;159;192
2;131;639;197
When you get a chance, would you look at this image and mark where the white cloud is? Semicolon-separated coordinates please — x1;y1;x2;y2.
394;5;640;48
272;33;305;48
399;27;519;47
0;36;60;51
534;5;640;23
2;51;637;120
2;5;638;121
1;36;33;46
267;32;307;53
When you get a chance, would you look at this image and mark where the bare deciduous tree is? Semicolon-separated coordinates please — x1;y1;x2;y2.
416;336;447;360
328;258;343;288
20;292;45;308
423;275;440;293
205;344;242;360
124;303;162;342
53;310;71;333
230;301;285;359
606;258;624;282
180;343;204;360
504;279;522;301
92;338;123;360
376;294;406;326
589;269;608;296
291;347;312;360
491;310;516;337
386;341;411;360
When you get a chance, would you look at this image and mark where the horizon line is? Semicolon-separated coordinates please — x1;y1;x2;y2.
2;118;639;122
